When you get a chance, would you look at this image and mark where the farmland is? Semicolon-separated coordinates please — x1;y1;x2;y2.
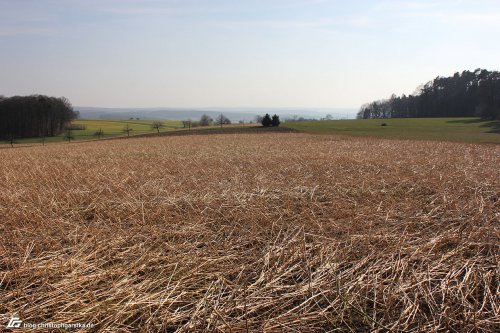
71;119;182;138
0;133;498;331
283;117;500;143
6;119;182;145
4;117;500;148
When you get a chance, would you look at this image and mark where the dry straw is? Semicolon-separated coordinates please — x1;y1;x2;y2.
0;133;498;332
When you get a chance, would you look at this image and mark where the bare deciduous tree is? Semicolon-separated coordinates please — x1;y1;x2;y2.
151;121;164;134
94;128;104;140
123;124;133;137
215;114;231;128
6;133;16;148
199;114;213;126
64;128;74;143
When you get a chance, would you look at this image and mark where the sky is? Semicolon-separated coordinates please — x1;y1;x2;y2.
1;0;499;109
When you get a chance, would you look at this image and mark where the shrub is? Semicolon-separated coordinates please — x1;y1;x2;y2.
271;114;280;127
261;114;272;127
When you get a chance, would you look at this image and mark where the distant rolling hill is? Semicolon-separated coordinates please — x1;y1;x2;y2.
75;107;357;122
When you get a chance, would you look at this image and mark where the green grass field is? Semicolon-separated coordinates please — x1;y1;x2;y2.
71;119;181;138
6;119;182;145
283;118;500;143
3;117;499;147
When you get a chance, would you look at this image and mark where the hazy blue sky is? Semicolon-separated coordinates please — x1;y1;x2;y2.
1;0;499;108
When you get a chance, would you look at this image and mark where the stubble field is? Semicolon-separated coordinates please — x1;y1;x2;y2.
0;133;498;332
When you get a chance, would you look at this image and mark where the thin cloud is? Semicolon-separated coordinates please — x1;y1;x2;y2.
408;11;500;26
61;0;225;16
0;27;55;37
377;0;500;26
0;3;54;36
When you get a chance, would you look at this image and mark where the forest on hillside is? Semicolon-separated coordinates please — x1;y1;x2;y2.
0;95;77;140
358;69;500;120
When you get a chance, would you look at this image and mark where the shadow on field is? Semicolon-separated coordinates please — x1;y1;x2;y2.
446;119;484;124
480;121;500;134
446;119;500;134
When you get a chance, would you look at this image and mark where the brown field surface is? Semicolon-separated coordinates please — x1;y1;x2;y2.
0;133;498;332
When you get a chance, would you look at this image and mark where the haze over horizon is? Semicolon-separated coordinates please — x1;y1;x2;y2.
1;0;499;109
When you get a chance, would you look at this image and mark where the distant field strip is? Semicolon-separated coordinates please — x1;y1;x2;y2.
283;117;500;143
3;117;499;147
4;119;182;145
67;119;181;138
1;133;498;331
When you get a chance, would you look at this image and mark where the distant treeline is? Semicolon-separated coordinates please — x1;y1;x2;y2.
0;95;77;139
358;69;500;120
